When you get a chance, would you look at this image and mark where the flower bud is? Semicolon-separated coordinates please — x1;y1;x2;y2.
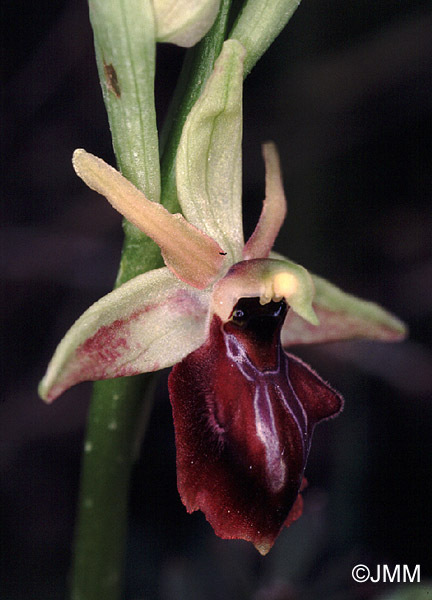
153;0;220;47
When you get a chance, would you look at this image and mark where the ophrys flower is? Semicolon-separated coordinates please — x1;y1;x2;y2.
39;40;406;554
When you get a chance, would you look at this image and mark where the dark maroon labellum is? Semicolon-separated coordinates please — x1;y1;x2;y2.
168;297;343;554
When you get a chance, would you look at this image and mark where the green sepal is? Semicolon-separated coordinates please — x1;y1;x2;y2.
176;39;246;265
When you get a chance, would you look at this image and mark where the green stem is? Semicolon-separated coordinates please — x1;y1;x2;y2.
70;376;153;600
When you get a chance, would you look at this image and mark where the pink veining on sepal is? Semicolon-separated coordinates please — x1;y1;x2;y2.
44;309;149;402
40;274;210;403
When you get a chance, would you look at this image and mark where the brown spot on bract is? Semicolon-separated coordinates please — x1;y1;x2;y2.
104;63;121;98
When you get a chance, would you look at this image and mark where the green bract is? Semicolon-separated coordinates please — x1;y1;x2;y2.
230;0;302;75
89;0;160;200
176;39;245;264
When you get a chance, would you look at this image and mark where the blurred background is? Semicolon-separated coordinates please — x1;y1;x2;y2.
1;0;431;598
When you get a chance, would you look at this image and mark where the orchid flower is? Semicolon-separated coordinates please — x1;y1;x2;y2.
39;40;406;555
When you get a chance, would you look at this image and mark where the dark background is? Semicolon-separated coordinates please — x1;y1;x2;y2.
1;1;431;598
